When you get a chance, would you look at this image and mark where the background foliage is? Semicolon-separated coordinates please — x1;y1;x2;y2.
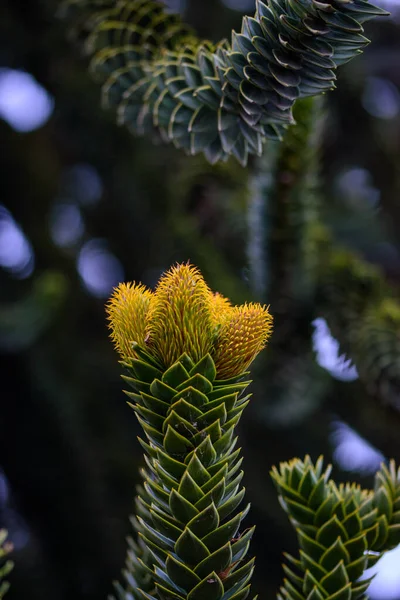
0;1;400;599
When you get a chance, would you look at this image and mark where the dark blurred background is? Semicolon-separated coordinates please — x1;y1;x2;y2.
1;1;400;599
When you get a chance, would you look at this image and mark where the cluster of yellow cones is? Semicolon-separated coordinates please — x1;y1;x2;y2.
107;263;273;379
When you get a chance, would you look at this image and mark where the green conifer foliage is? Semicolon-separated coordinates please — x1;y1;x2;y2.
111;483;155;600
272;456;400;600
106;263;400;600
0;531;13;599
60;0;387;165
106;263;272;600
318;249;400;410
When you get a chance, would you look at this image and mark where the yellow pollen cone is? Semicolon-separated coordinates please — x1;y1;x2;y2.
145;263;215;367
214;303;273;379
106;263;272;378
209;292;232;328
106;282;153;360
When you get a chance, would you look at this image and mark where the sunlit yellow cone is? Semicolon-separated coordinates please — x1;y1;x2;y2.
214;302;273;379
145;263;216;367
106;282;152;360
107;263;273;377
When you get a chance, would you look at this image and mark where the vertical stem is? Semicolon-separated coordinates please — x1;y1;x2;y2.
247;143;279;301
247;97;324;308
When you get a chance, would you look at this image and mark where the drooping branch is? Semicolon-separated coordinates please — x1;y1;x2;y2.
60;0;387;165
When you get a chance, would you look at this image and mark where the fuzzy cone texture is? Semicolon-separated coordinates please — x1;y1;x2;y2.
107;263;272;377
59;0;388;165
107;264;272;600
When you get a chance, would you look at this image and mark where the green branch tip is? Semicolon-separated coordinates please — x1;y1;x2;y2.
271;456;400;600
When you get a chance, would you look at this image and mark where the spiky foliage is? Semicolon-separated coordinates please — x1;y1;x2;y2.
271;456;400;600
107;263;272;600
373;460;400;550
59;0;387;165
318;248;400;410
111;484;155;600
351;300;400;411
0;530;13;599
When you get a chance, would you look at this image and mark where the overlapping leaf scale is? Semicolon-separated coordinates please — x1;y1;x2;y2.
317;249;382;353
318;249;400;410
0;530;13;599
372;460;400;551
350;301;400;410
270;456;397;600
60;0;387;165
119;348;255;600
112;484;156;600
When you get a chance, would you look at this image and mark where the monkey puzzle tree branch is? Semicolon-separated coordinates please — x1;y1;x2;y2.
60;0;387;165
106;263;272;600
272;456;400;600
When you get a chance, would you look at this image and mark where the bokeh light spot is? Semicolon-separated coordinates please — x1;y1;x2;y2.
337;167;380;209
331;420;384;475
221;0;255;10
363;545;400;600
50;203;85;248
0;205;34;278
164;0;187;12
64;164;103;206
363;77;400;120
312;318;358;381
77;239;124;298
0;69;54;132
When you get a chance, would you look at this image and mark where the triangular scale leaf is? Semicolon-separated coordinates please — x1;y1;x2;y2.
178;472;205;505
151;378;177;402
201;512;243;553
190;354;217;382
164;425;194;456
163;362;190;388
187;453;212;486
187;572;224;600
166;554;201;592
194;542;232;580
170;488;200;524
320;561;349;595
196;479;226;512
175;527;210;565
222;557;255;592
187;503;220;538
